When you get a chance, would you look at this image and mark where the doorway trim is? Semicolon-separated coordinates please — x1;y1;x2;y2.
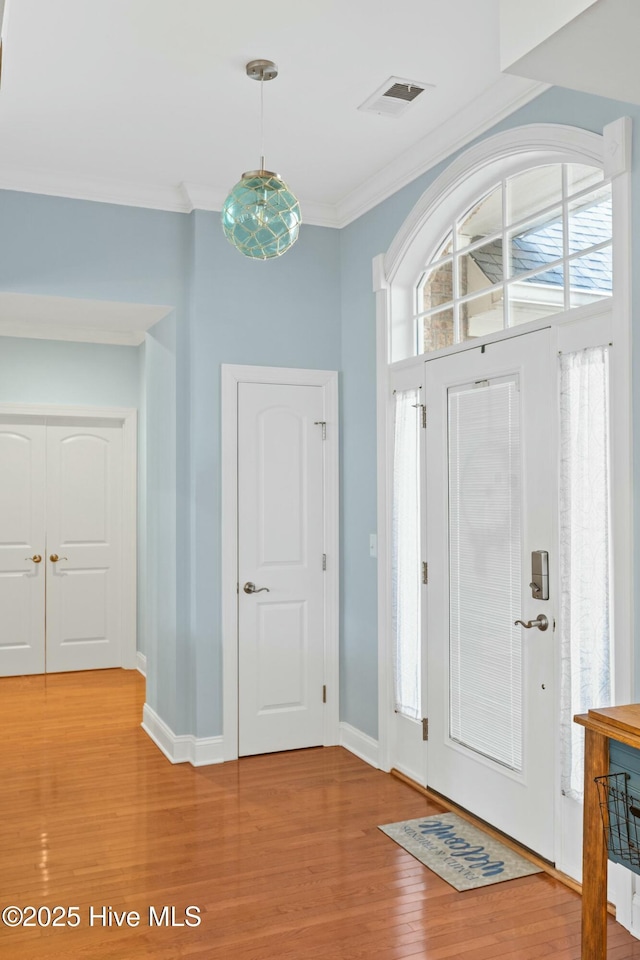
0;402;138;670
221;364;340;762
373;116;635;922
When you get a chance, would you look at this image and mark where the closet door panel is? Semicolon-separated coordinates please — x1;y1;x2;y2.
46;425;123;672
0;422;46;675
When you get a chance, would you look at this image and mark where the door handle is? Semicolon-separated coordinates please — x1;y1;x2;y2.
243;581;270;594
49;554;68;563
25;554;42;563
514;614;549;632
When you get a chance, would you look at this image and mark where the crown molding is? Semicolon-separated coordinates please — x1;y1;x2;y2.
0;166;191;212
0;79;547;229
179;181;340;229
333;78;549;228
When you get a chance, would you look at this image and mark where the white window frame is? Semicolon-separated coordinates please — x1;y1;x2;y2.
415;167;612;352
374;119;633;889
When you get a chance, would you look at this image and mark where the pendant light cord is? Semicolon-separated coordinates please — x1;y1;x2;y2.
259;71;265;171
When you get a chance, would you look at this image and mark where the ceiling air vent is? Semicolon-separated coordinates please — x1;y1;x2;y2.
358;76;434;119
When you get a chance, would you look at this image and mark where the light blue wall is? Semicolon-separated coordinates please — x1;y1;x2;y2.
0;336;140;406
0;191;187;306
188;212;341;736
1;84;639;746
0;191;189;730
339;87;640;738
143;314;180;730
0;190;341;741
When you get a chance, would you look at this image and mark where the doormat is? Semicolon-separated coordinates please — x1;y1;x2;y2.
378;812;542;891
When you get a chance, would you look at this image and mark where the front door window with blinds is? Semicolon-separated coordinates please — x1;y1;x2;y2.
392;389;422;720
448;376;523;770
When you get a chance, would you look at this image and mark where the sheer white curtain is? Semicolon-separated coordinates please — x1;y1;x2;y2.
392;389;421;720
559;345;611;801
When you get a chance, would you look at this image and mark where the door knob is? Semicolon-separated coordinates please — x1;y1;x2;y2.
514;614;549;631
49;554;68;563
25;554;42;563
243;581;270;594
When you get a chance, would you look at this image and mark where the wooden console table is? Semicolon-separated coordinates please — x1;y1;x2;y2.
575;704;640;958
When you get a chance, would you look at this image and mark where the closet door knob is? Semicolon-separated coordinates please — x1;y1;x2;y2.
49;554;68;563
25;554;42;563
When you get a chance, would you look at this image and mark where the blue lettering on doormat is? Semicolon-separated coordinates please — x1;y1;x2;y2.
400;821;505;878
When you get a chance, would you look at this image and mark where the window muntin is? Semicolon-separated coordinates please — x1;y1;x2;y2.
459;239;503;298
507;165;562;226
423;306;454;353
456;184;502;247
568;187;611;254
416;164;612;356
570;246;612;308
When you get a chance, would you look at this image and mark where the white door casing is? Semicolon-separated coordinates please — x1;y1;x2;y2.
425;329;555;859
375;119;633;921
221;365;339;762
238;382;325;756
0;405;137;675
0;420;46;676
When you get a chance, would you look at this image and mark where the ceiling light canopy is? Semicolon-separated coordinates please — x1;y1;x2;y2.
221;60;302;260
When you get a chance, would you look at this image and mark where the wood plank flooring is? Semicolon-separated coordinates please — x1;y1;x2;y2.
1;669;639;959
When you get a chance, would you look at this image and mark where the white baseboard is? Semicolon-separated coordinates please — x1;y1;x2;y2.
141;703;224;767
136;651;147;677
339;721;379;769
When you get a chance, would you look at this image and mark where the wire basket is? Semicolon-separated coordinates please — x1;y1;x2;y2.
595;771;640;867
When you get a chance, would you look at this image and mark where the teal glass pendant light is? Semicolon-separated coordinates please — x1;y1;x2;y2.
222;60;302;260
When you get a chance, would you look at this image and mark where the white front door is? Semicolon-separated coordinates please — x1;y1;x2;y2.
0;421;46;675
0;419;124;675
425;329;556;859
237;382;326;757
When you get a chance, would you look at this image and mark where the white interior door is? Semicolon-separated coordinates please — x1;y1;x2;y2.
238;382;325;757
425;329;556;859
0;418;125;676
0;420;46;676
46;424;123;672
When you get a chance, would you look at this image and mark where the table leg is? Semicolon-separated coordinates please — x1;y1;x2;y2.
581;727;609;959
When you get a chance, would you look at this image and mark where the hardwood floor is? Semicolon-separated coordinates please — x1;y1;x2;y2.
1;670;639;959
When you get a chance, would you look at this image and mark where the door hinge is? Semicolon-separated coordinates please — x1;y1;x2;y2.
422;717;429;741
412;403;427;428
314;420;327;440
323;684;327;703
322;553;327;571
422;561;428;585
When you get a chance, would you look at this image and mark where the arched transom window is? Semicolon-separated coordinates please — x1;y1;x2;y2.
416;163;612;354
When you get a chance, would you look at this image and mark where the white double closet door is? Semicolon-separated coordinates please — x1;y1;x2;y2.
0;417;123;676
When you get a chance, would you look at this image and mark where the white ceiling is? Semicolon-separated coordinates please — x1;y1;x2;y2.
0;0;635;344
0;0;546;228
502;0;640;108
